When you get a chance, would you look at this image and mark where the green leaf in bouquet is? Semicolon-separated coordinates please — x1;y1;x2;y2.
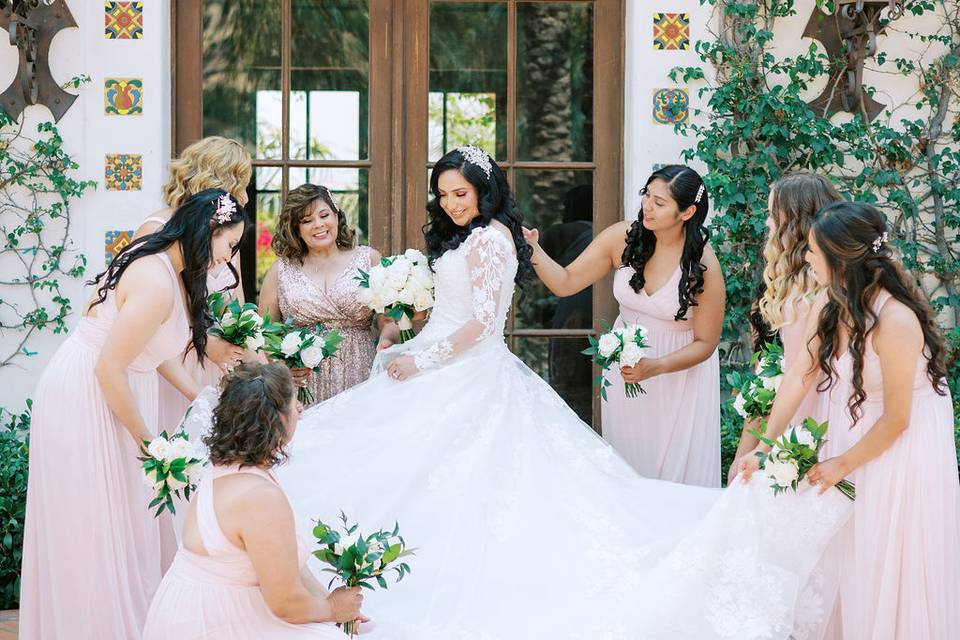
376;575;388;589
381;543;403;565
355;268;370;286
208;292;227;318
314;548;335;564
358;580;375;590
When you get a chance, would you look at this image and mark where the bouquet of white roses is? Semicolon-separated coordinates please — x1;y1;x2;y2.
748;417;855;500
139;426;204;517
582;323;650;399
313;512;415;637
356;249;434;343
728;342;785;420
208;292;281;353
263;321;343;404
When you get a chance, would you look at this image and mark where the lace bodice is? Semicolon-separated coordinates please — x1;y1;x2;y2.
412;225;518;371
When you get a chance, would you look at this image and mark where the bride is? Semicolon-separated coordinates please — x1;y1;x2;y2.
264;147;850;639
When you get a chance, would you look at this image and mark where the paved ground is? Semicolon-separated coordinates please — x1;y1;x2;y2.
0;610;17;639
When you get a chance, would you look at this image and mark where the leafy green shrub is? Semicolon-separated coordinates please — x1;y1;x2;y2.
0;401;30;609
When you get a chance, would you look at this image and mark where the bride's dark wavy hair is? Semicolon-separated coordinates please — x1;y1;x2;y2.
621;165;709;320
88;188;248;364
422;147;533;290
811;201;948;424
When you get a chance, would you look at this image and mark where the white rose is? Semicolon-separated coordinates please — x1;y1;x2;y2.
142;468;157;488
368;265;388;290
166;474;188;491
300;345;325;369
414;289;434;312
186;462;204;485
147;436;170;461
412;265;433;289
390;256;413;275
597;333;620;358
166;437;195;462
619;342;644;368
404;248;426;264
334;542;346;555
384;269;408;293
280;332;303;357
786;425;817;449
220;310;237;328
766;457;799;487
761;375;782;391
732;392;748;418
356;286;374;307
245;331;265;351
396;285;417;306
373;558;383;571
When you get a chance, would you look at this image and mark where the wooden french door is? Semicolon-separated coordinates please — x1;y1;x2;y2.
173;0;623;426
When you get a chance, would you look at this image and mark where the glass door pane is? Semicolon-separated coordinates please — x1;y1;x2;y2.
428;2;507;161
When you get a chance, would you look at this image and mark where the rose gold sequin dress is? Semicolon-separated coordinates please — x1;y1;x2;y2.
277;246;377;405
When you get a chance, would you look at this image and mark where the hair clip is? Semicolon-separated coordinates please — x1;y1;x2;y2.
457;145;493;179
212;194;237;225
694;184;705;204
871;231;888;253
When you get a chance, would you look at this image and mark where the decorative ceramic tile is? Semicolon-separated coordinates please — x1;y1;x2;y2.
654;13;690;51
105;230;135;265
104;78;143;115
653;88;689;125
105;154;142;191
105;2;143;39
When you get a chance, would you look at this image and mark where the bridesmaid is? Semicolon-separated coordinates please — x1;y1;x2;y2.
524;165;725;487
260;184;385;404
134;136;255;434
728;172;843;484
143;363;367;639
740;201;960;639
19;189;247;639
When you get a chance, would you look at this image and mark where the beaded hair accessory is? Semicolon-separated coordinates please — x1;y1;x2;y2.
318;185;343;216
871;231;888;253
457;145;493;179
212;194;237;225
694;183;705;204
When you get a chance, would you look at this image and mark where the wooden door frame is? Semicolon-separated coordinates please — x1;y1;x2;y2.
171;0;624;425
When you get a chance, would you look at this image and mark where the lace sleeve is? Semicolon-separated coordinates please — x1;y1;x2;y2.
413;227;514;371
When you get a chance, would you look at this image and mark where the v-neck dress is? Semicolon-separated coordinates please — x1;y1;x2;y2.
277;247;376;405
599;265;721;487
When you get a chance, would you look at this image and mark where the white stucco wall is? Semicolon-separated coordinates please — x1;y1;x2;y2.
0;0;170;408
0;0;952;410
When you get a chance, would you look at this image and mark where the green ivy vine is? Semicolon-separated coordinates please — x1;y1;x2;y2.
669;0;960;473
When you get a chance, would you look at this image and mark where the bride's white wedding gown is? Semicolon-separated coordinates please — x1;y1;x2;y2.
240;225;850;638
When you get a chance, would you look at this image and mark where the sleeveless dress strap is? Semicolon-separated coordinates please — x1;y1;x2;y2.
141;215;168;227
196;465;281;556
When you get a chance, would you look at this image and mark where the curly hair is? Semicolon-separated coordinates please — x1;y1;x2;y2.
205;363;295;468
161;136;252;208
620;165;708;321
271;184;356;264
758;172;842;330
811;201;948;424
422;147;533;289
88;189;247;364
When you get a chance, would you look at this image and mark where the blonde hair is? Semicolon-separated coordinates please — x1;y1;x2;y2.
162;136;252;208
759;172;842;329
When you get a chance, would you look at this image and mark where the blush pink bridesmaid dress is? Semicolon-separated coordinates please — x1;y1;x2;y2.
19;253;189;639
600;266;721;487
142;465;347;639
829;290;960;639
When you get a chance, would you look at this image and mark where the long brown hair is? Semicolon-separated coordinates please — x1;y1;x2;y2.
811;201;948;424
204;363;295;468
271;184;355;263
759;172;842;329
